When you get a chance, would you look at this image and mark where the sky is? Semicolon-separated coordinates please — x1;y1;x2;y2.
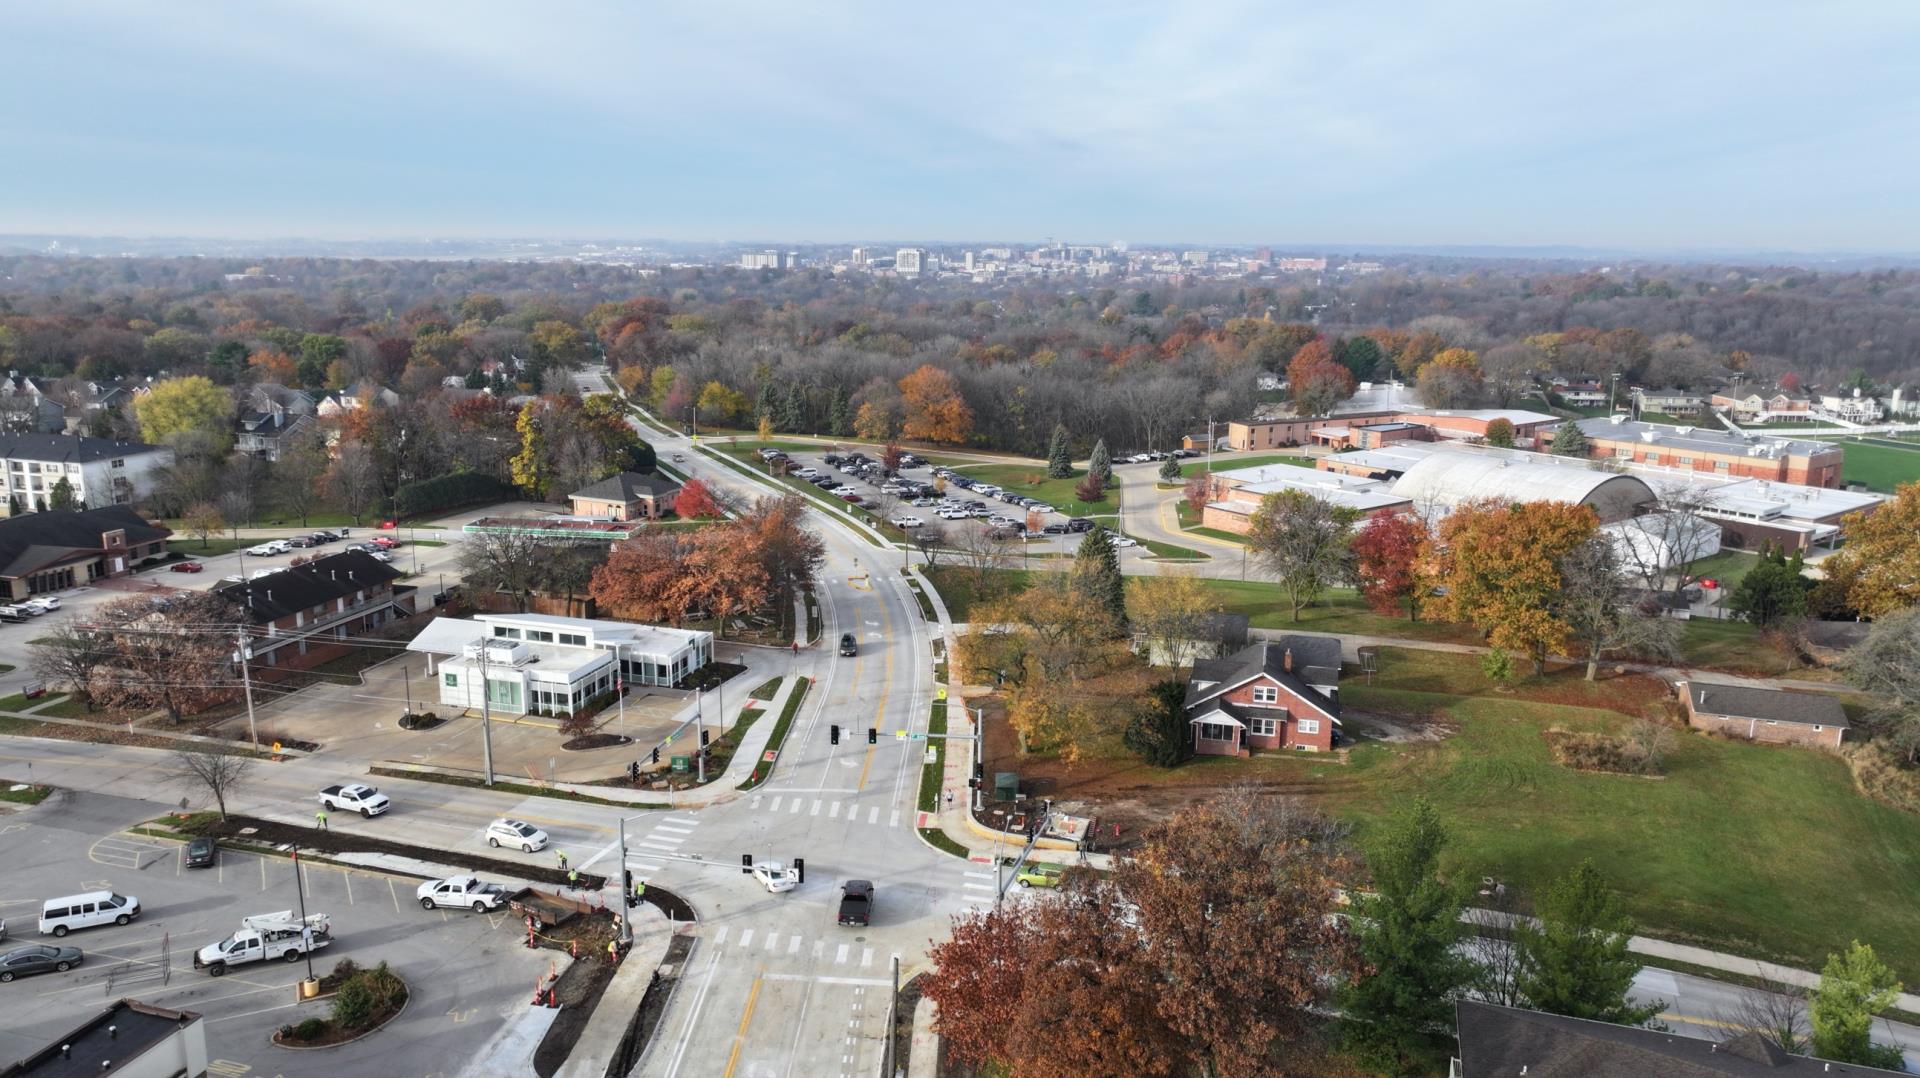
2;1;1917;252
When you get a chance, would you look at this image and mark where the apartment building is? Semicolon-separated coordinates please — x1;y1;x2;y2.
220;550;411;675
0;433;170;515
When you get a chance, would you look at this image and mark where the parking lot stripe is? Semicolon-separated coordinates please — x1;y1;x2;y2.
388;878;400;912
259;856;267;891
344;870;353;906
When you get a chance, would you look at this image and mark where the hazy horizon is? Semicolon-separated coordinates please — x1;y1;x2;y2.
5;2;1917;252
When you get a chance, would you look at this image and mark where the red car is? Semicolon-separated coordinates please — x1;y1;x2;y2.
171;561;204;573
370;536;398;550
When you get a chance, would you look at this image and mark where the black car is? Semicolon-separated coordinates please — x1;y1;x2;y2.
185;835;217;869
839;633;857;657
1042;523;1071;535
1066;518;1096;533
837;880;874;926
0;944;82;982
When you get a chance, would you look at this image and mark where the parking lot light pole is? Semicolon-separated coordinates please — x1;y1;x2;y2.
293;848;316;983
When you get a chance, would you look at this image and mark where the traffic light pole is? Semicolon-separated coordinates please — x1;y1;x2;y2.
695;686;706;784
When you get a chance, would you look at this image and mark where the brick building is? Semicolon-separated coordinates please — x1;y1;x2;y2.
568;471;682;521
1678;681;1846;749
0;505;169;600
1574;417;1844;488
221;550;411;677
1199;461;1410;535
1184;638;1342;756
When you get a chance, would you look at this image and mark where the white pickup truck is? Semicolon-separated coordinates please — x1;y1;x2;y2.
194;911;331;976
416;875;513;913
318;783;391;817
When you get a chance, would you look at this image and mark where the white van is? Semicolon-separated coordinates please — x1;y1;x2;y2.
39;891;141;937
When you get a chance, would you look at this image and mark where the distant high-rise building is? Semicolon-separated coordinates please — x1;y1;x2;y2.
740;250;782;270
896;248;928;276
850;247;869;266
1182;250;1210;265
963;251;975;271
1275;257;1327;272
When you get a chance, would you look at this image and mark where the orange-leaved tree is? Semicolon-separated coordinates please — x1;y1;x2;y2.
1287;340;1355;417
1821;480;1920;617
897;364;973;444
1424;499;1598;673
1352;511;1430;619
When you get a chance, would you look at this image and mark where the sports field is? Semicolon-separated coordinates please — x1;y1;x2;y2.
1840;436;1920;493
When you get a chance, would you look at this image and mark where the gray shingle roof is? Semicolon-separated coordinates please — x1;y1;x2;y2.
0;505;170;578
217;550;403;623
1185;637;1342;719
1686;683;1848;730
571;471;682;503
0;433;164;463
1456;1001;1903;1076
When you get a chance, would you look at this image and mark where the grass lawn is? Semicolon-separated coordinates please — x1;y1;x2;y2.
0;781;50;805
1327;649;1920;977
1841;438;1920;493
944;462;1118;519
1137;538;1210;561
165;537;259;558
1175;453;1318;479
1684;550;1761;593
1198;578;1484;644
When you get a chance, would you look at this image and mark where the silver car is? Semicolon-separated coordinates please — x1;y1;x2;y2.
486;818;548;852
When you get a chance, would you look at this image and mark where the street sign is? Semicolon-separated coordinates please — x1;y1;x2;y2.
909;733;927;741
894;729;908;741
670;754;690;773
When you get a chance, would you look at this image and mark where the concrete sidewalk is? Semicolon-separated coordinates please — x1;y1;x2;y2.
555;905;674;1078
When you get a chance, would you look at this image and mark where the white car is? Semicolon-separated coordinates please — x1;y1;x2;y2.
368;551;394;563
246;544;279;557
416;876;510;912
23;596;60;612
485;818;548;852
1113;536;1139;547
794;468;819;479
752;860;800;894
12;601;45;616
1026;503;1056;514
937;508;969;520
888;515;925;528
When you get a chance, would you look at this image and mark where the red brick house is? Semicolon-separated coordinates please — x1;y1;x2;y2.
1185;638;1342;755
1678;681;1847;750
219;550;411;680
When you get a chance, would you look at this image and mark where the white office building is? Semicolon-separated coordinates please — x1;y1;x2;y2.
408;612;713;716
895;248;928;276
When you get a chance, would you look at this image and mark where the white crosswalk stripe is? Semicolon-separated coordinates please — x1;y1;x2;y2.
765;932;780;952
770;796;783;812
835;943;850;965
789;799;803;814
868;806;879;824
789;935;802;954
829;801;841;819
889;810;901;828
811;800;822;817
739;929;754;948
861;947;874;968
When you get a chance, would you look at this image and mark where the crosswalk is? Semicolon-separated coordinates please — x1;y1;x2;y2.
746;793;903;830
961;867;998;905
628;813;703;875
708;922;897;970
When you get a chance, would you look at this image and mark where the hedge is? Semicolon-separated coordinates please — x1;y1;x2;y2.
393;472;517;517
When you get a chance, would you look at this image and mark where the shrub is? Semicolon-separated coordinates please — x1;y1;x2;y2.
393;472;516;517
331;974;376;1028
293;1017;328;1040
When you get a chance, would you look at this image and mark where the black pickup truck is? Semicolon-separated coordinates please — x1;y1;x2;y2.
837;880;874;926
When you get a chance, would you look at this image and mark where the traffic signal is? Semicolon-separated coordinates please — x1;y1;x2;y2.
867;727;876;745
973;762;984;781
651;746;660;765
700;729;710;747
830;724;840;745
793;858;805;883
741;854;754;875
968;777;979;790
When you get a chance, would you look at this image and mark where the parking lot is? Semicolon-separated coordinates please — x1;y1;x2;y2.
763;446;1146;552
0;789;548;1077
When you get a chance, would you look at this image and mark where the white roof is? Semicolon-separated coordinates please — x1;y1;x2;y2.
1390;450;1655;509
1420;408;1560;425
1215;462;1382;491
407;616;490;655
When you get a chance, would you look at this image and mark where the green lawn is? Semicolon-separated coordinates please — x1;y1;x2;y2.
1325;649;1920;977
1177;453;1318;479
1841;439;1920;493
1684;550;1761;594
1198;578;1484;644
163;537;258;558
1137;538;1210;561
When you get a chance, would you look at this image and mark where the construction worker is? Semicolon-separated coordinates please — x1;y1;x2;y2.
314;809;328;830
567;868;579;887
556;849;569;872
633;878;646;905
606;938;620;964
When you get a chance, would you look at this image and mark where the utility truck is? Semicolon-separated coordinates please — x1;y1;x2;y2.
193;911;331;976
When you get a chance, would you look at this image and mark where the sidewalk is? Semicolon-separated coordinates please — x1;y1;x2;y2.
555;905;673;1078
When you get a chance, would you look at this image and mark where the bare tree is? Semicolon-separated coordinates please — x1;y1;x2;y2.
458;529;548;611
1480;341;1549;409
948;520;1016;598
1464;888;1526;1008
1715;969;1809;1054
1614;484;1725;598
29;622;112;712
1558;536;1682;680
909;523;948;567
324;442;382;524
171;747;253;821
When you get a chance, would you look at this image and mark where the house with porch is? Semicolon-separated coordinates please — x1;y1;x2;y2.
1184;637;1342;755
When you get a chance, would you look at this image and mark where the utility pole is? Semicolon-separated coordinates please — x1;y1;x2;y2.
695;686;706;784
236;626;259;751
478;638;495;787
885;953;901;1078
616;815;634;947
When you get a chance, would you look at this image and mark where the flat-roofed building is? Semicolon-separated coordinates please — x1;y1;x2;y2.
409;612;713;716
1575;416;1843;488
1200;461;1412;534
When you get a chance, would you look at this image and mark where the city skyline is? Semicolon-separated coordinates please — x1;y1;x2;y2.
2;2;1917;251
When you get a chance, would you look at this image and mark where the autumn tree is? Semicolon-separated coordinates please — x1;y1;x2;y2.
247;349;299;385
673;477;725;520
1126;571;1222;667
1426;499;1599;674
590;530;701;623
87;591;242;723
964;576;1118;758
897;364;974;444
1351;511;1429;619
696;380;751;426
923;905;1042;1069
1415;347;1485;408
1821;481;1920;617
1845;608;1920;765
1514;860;1662;1026
1246;489;1358;621
1287;340;1356;416
734;494;826;601
1483;417;1516;447
1183;474;1213;516
177;501;226;548
133;375;233;450
1342;799;1476;1072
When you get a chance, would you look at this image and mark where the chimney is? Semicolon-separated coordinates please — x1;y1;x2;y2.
1283;648;1293;673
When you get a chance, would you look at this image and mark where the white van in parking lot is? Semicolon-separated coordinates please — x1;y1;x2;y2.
39;891;141;937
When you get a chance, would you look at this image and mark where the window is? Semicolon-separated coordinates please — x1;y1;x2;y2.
1199;722;1233;742
559;632;587;646
1251;685;1278;705
1296;719;1321;735
1251;717;1276;737
444;672;458;687
526;630;554;643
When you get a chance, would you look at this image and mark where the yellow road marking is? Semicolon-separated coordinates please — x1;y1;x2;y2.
857;743;877;790
723;972;765;1078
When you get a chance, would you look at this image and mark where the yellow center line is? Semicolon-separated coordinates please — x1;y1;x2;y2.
856;743;877;790
723;971;765;1078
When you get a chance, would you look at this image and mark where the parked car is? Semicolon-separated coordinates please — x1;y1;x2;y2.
246;544;279;557
1042;523;1071;535
1066;518;1095;533
39;891;139;937
1112;536;1138;547
1015;863;1065;888
370;536;398;549
416;876;511;913
888;515;925;528
19;599;54;615
368;551;394;563
11;602;44;617
0;944;82;982
286;537;314;549
171;560;204;573
1026;503;1056;514
318;783;390;817
671;453;685;462
987;528;1019;541
486;818;549;852
839;633;857;657
184;836;218;869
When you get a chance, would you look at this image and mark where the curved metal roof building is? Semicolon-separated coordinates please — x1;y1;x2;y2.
1389;451;1654;522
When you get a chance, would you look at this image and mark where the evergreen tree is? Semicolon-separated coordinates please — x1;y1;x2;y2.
1550;420;1590;456
754;380;778;422
464;366;487;389
1123;678;1192;767
1342;800;1477;1072
1810;941;1904;1067
1515;860;1662;1026
1046;424;1074;479
1089;438;1112;488
828;387;852;437
778;382;808;432
1158;457;1182;483
1730;545;1811;628
1072;526;1127;633
47;476;78;512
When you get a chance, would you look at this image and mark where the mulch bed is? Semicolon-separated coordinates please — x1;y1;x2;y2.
272;987;408;1048
675;661;747;692
562;733;634;751
193;814;609;891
